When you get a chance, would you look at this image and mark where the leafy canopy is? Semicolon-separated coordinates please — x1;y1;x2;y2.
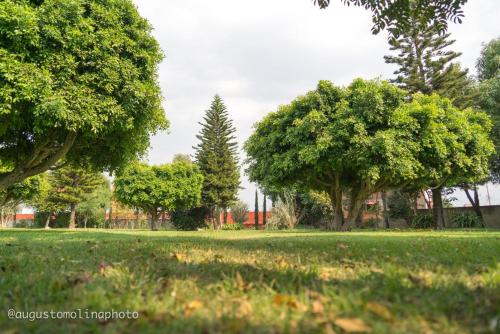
245;79;494;228
0;0;168;190
114;161;204;218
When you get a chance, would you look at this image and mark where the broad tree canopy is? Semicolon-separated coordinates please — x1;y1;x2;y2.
114;161;204;230
0;0;168;190
245;79;493;229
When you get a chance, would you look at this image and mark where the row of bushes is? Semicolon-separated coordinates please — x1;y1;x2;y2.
410;212;484;229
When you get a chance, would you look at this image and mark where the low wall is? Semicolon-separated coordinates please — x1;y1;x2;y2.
416;206;500;228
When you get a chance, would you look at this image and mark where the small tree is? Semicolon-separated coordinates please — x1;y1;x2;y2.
78;178;112;228
49;166;104;229
230;201;249;225
387;191;415;226
114;161;203;231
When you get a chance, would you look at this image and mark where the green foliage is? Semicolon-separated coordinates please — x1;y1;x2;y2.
221;222;243;230
171;207;210;231
230;200;249;225
34;211;70;228
194;95;240;212
387;191;414;224
313;1;467;36
50;166;104;207
246;79;414;229
297;191;334;228
384;18;475;109
411;214;435;229
475;38;500;181
78;177;111;227
0;0;168;190
114;161;204;230
477;37;500;81
451;212;484;228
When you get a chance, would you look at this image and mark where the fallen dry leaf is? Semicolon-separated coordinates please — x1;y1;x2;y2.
238;300;253;316
333;317;371;333
273;294;304;310
312;300;325;314
184;300;204;316
366;302;392;320
338;243;349;250
171;252;185;262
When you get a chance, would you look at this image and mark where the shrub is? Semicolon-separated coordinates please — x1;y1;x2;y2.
267;192;301;230
297;191;334;228
222;223;243;230
34;211;71;228
411;214;435;229
452;212;484;228
362;218;378;229
230;201;249;224
171;207;210;231
387;191;414;224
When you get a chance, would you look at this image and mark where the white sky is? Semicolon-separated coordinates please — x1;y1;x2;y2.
133;0;500;209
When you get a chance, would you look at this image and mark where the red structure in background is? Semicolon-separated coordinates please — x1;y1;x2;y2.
14;213;35;220
220;211;271;229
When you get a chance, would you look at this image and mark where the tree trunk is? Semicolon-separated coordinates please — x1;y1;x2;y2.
432;187;445;229
69;203;77;229
108;206;113;229
381;190;390;229
150;211;158;231
263;195;267;226
328;186;344;230
84;216;88;229
44;213;51;229
254;190;259;230
464;187;483;221
223;208;228;225
135;209;139;230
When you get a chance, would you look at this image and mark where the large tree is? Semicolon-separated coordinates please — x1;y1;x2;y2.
194;95;240;228
0;0;168;191
398;94;494;228
49;165;104;229
114;161;203;231
246;79;413;230
384;12;477;224
313;0;467;36
245;79;493;230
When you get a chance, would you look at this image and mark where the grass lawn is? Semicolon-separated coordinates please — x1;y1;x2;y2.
0;229;499;333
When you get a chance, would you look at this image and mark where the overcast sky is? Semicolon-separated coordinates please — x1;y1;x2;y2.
133;0;500;209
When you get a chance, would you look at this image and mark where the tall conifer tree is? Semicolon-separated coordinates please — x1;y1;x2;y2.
194;95;240;228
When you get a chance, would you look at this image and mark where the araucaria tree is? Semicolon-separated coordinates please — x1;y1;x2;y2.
194;95;240;228
114;161;203;231
0;0;168;191
49;166;105;229
245;79;494;230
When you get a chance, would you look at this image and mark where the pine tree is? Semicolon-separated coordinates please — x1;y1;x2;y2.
384;17;475;109
194;95;240;228
50;165;104;229
384;12;477;228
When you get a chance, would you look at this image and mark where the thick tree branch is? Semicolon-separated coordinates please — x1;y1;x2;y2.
0;132;78;190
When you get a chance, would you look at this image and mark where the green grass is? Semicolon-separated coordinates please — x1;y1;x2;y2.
0;229;499;333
